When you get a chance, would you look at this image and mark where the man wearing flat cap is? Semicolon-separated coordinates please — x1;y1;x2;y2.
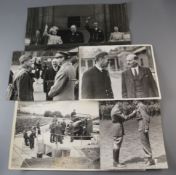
81;51;114;99
122;53;159;98
12;54;34;101
48;51;76;101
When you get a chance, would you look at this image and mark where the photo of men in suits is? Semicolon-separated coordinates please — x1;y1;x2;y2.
80;45;161;100
81;51;114;99
122;53;159;98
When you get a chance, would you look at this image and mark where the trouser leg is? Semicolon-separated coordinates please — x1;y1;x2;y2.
113;136;123;164
139;131;152;159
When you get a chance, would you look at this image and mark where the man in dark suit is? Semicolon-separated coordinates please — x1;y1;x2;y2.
85;19;104;43
122;53;159;98
66;25;84;43
81;52;114;99
42;58;59;101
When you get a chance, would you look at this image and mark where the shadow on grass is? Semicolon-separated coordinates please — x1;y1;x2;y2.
123;157;144;164
155;155;167;163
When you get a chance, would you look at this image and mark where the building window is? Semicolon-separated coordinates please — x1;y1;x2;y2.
67;16;81;28
87;59;93;68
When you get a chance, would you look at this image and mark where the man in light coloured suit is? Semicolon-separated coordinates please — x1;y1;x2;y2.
48;52;76;101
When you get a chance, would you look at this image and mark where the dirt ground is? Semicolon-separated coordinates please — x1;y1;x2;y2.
10;122;100;170
100;116;168;170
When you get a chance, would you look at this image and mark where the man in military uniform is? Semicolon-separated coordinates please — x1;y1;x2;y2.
81;52;114;99
12;54;35;101
111;102;136;167
135;101;155;166
55;121;63;144
85;19;104;43
61;119;66;135
66;25;84;43
48;52;76;101
49;118;57;143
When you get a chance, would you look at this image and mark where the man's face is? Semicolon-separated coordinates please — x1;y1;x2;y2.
36;30;40;36
70;25;77;33
52;58;59;71
99;55;109;69
114;26;119;32
23;59;34;70
126;55;138;68
93;22;98;28
55;53;65;65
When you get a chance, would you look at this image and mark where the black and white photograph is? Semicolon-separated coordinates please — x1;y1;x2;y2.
100;100;168;170
25;3;131;50
7;48;79;101
79;45;161;100
9;101;100;170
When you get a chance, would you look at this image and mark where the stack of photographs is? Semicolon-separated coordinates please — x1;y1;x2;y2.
7;3;168;171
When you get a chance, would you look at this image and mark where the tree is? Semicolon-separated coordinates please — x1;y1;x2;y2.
44;110;52;117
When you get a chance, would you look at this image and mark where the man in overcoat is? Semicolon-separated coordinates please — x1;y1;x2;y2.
48;52;76;101
13;54;34;101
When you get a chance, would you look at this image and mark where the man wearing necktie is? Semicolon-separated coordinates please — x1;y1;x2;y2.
81;52;114;99
122;53;159;98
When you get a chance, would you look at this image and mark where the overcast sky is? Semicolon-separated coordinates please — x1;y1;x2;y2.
17;101;99;117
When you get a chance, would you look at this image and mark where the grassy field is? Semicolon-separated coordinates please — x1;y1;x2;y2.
100;116;168;170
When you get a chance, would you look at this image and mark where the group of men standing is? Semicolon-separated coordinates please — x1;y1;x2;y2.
9;51;78;101
49;118;66;144
23;122;41;150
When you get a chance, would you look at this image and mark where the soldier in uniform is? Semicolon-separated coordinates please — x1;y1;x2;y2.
111;102;136;167
48;52;76;101
12;54;35;101
61;119;66;135
23;129;29;146
55;121;63;144
81;52;114;99
135;101;155;166
49;118;57;143
29;128;36;149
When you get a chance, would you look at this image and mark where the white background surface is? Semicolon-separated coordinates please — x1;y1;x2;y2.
0;0;176;174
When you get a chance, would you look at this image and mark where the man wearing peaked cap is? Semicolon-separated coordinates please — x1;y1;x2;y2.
12;54;34;101
48;51;76;101
81;51;114;99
